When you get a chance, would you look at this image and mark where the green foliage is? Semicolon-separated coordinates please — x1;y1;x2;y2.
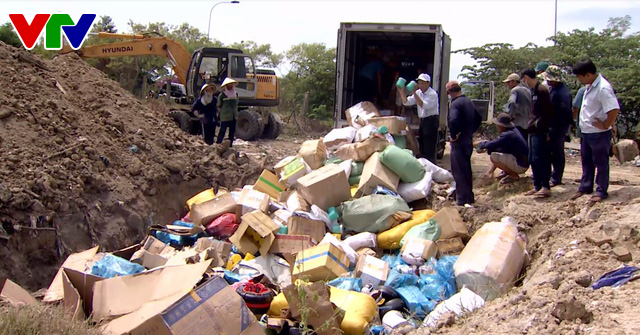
457;15;640;139
0;22;21;47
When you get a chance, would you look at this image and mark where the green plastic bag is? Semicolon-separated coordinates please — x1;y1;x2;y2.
400;219;441;247
348;175;361;186
379;145;426;183
392;135;407;150
350;161;364;177
340;194;412;233
325;156;343;165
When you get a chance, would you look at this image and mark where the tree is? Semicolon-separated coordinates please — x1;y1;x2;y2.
91;15;117;33
0;22;21;47
228;40;283;69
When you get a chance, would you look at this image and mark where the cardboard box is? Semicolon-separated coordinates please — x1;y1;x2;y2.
194;238;232;267
401;238;438;265
283;282;342;335
432;207;470;242
279;190;310;213
270;208;293;227
61;268;104;319
130;250;170;270
356;152;399;197
436;237;465;258
186;188;216;210
91;261;211;321
345;101;380;128
274;156;298;177
293;243;349;282
43;246;100;303
280;157;311;187
230;210;280;256
190;192;238;226
299;139;327;170
103;276;263;335
0;277;38;306
237;189;270;216
334;137;389;162
366;116;408;135
296;164;351;211
253;170;287;199
287;216;326;243
354;255;390;288
269;234;317;255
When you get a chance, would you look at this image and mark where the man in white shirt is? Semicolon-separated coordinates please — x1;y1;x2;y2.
570;59;620;203
398;73;440;164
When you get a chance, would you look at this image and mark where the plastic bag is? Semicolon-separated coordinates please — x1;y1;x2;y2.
349;175;361;186
392;135;407;149
236;254;291;287
377;210;436;250
372;186;400;197
418;158;454;183
419;256;458;302
396;286;435;318
341;194;412;233
329;277;363;292
205;213;238;239
350;161;365;177
90;254;145;278
153;220;200;248
398;171;434;203
379;145;426;183
400;219;441;247
356;124;378;142
324;127;358;151
343;232;377;251
385;269;419;289
422;287;484;328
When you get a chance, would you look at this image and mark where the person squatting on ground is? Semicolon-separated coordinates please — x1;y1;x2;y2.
474;113;530;185
570;59;620;203
546;65;573;187
502;73;532;142
191;83;218;145
447;80;482;206
521;68;554;198
217;78;239;147
398;73;440;164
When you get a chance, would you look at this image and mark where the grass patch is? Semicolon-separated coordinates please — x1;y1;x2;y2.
0;304;100;335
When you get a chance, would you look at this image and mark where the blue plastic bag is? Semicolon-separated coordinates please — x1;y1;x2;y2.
153;220;201;248
372;186;400;198
419;256;458;302
328;277;363;292
385;269;419;289
592;265;639;289
90;254;145;278
396;285;435;319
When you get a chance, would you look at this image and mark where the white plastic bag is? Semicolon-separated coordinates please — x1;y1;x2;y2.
355;125;378;142
319;233;358;265
418;158;454;183
398;171;433;203
323;127;358;151
343;232;377;251
422;287;485;328
236;254;292;287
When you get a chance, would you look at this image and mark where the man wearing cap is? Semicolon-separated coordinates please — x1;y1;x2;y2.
447;80;482;206
474;113;529;184
191;83;218;145
546;65;573;187
536;61;550;86
398;73;440;164
571;58;620;203
521;68;554;198
217;78;239;147
502;73;532;141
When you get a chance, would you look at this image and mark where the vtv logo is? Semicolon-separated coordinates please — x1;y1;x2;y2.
9;14;97;50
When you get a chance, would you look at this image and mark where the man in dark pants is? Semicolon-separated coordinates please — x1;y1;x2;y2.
571;59;620;203
502;73;531;142
521;69;554;198
191;83;218;145
398;73;439;164
447;81;482;206
546;65;573;187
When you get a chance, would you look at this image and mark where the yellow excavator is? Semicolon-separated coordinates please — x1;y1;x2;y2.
60;32;282;140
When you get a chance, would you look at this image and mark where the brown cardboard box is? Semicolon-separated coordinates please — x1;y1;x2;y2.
130;250;170;270
269;234;317;255
230;210;280;256
334;137;389;162
194;238;232;267
401;238;437;265
43;246;100;303
253;170;287;199
280;157;311;187
287;216;326;243
274;156;298;177
292;243;350;282
366;116;408;135
431;207;470;242
0;277;38;306
270;208;293;227
354;255;390;287
296;164;351;211
299;139;327;170
279;190;310;212
283;282;342;335
345;101;380;128
436;237;465;258
61;268;104;319
102;275;262;335
356;152;399;197
190;192;238;226
404;127;421;156
237;189;270;216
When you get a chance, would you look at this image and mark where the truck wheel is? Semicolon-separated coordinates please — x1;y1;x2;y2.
169;110;191;132
261;112;282;139
236;109;264;141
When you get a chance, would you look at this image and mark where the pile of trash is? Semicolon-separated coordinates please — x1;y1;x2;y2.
1;102;529;335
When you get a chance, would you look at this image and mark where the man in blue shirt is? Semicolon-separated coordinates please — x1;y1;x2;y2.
546;65;573;187
474;113;529;185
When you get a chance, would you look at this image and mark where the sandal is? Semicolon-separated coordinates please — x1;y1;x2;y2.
570;192;585;200
534;188;551;198
589;195;604;203
500;176;519;185
524;189;539;196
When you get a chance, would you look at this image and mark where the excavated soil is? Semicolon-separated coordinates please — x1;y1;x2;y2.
0;41;297;291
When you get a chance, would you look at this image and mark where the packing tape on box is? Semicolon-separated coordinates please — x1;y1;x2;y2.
294;251;348;271
258;176;284;193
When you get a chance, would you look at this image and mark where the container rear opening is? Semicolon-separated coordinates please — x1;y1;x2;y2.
340;30;437;125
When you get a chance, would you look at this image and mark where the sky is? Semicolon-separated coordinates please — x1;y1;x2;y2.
4;0;640;80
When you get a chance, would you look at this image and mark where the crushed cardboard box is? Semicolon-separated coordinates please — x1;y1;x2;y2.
230;210;280;256
0;277;38;306
237;189;271;216
354;255;390;288
43;245;100;303
271;208;293;227
269;234;317;255
401;238;437;265
296;164;351;211
299;139;328;170
432;207;470;242
190;192;238;226
287;216;326;244
334;137;389;162
356;152;399;197
279;190;310;213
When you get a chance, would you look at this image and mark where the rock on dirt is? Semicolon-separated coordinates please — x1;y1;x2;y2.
612;247;632;262
551;296;593;323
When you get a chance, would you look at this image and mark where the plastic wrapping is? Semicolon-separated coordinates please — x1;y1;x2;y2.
341;195;411;233
379;145;426;183
328;277;363;292
204;213;238;239
90;254;145;278
419;256;458;302
400;219;441;247
396;285;435;318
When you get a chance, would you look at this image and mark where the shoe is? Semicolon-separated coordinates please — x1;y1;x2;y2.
534;188;551;198
570;192;585;200
589;195;605;203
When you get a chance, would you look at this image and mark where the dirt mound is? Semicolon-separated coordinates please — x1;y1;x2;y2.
0;41;269;290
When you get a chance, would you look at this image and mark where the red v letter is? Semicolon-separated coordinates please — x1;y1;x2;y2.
8;14;51;50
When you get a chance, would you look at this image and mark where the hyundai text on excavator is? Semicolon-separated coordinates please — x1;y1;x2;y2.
60;32;282;140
